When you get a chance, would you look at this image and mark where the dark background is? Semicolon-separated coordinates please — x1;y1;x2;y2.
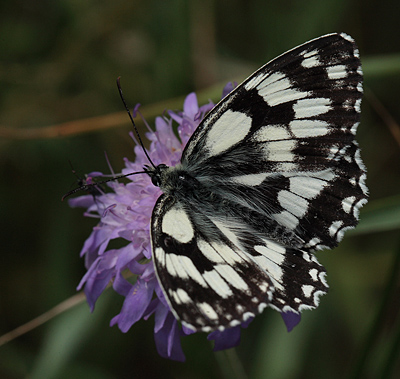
1;1;399;378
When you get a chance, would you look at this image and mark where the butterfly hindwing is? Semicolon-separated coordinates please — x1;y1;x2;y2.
151;194;275;332
210;224;329;313
151;194;329;331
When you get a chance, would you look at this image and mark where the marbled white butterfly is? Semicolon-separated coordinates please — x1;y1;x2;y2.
145;32;368;332
63;32;367;333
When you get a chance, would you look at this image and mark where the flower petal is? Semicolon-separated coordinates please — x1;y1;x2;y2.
110;278;155;332
208;326;241;351
112;271;132;297
183;92;199;119
222;82;236;98
207;317;253;351
81;266;114;311
154;299;170;333
154;312;186;362
281;311;301;332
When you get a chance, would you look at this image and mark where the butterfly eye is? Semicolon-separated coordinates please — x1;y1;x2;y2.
151;176;160;186
148;164;169;187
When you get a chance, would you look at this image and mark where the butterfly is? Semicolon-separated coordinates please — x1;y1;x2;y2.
136;33;368;333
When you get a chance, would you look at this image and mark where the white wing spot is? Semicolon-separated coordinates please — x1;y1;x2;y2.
243;311;255;322
340;32;354;43
258;303;267;313
244;71;273;90
326;65;348;80
354;198;368;219
302;285;314;298
236;304;244;313
319;272;328;287
309;268;319;281
301;50;321;68
342;196;356;214
209;242;243;265
258;281;269;292
252;125;291;142
166;253;208;287
215;264;249;291
289;175;331;200
272;210;299;229
228;320;241;329
327;145;340;160
162;207;194;243
312;290;326;306
203;270;233;298
350;121;359;135
355;98;362;113
155;247;166;267
278;190;309;218
245;71;286;91
263;140;297;162
205;110;252;156
170;288;192;304
165;253;179;277
336;225;354;242
293;98;332;119
289;119;330;138
231;173;269;186
329;220;344;237
255;73;309;106
254;243;285;291
198;302;219;320
305;237;322;249
197;239;225;264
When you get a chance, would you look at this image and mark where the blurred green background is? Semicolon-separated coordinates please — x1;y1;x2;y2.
1;0;400;378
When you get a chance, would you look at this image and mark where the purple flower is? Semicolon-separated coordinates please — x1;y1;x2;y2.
69;84;301;361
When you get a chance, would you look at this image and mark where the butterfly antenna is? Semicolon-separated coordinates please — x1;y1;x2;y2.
61;170;147;201
116;77;157;169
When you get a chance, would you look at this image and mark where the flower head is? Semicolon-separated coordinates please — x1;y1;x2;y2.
69;85;300;361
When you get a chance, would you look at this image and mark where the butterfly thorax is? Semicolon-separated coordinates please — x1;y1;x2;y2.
148;164;214;202
148;163;304;248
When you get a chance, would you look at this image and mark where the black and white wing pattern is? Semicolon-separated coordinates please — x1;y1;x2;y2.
149;33;368;332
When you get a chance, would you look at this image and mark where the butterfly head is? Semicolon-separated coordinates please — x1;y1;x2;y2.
145;163;170;187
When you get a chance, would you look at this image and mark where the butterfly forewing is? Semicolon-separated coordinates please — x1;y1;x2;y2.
151;32;367;332
181;32;366;250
